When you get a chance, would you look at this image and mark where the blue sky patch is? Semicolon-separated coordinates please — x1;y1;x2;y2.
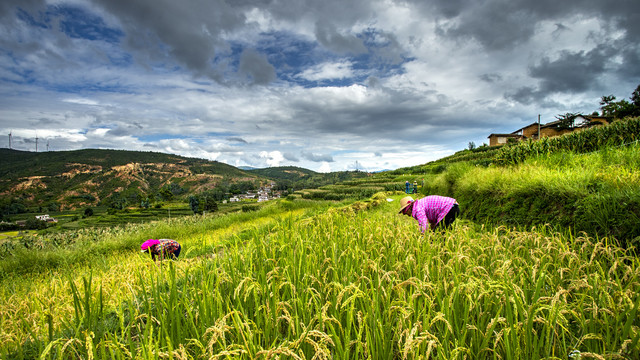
53;5;124;43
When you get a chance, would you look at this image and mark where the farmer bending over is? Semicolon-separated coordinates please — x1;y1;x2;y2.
141;239;182;261
399;195;459;232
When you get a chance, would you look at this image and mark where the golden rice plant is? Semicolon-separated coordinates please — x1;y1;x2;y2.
1;194;639;359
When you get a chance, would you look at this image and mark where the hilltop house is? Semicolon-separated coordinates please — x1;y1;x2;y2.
487;115;610;147
35;214;57;223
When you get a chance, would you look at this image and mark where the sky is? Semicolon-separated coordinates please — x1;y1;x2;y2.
0;0;639;172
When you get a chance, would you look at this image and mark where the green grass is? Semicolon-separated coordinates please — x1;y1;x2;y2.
2;132;640;358
1;194;638;359
0;199;326;279
423;144;640;248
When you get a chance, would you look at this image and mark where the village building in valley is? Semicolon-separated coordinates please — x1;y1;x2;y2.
228;182;282;203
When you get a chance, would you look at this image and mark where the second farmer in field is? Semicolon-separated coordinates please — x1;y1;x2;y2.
141;239;182;261
399;195;459;232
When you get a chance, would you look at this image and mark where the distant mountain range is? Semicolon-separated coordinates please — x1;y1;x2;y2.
0;148;368;211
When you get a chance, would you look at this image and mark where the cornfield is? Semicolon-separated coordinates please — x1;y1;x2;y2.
495;116;640;165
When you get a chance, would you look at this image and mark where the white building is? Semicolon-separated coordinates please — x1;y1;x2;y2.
35;214;57;222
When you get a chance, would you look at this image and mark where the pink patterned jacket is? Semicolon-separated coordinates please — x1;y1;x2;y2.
411;195;457;232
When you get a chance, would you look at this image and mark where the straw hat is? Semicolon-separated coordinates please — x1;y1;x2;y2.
398;196;414;213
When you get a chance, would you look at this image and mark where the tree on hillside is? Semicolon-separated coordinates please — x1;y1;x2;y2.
200;195;218;213
599;84;640;119
229;181;257;195
156;187;173;201
1;198;28;215
140;198;150;209
25;217;48;230
104;192;125;210
555;112;579;130
188;194;217;214
188;195;199;214
631;84;640;108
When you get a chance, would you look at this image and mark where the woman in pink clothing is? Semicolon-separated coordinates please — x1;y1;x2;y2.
399;195;459;232
141;239;182;261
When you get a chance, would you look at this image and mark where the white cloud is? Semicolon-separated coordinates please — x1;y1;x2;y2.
90;128;110;137
298;60;354;81
63;98;100;106
259;150;284;167
318;161;332;173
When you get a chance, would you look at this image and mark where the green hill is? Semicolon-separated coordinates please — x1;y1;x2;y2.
248;166;369;190
0;148;261;211
248;165;318;180
0;148;249;179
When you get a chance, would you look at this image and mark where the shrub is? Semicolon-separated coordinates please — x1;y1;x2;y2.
241;204;259;212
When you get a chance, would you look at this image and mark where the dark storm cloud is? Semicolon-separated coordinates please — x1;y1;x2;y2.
479;73;502;83
36;117;63;126
227;137;248;144
264;0;375;29
90;0;246;79
365;30;405;65
437;7;536;50
107;122;144;137
506;86;541;104
507;46;614;104
301;151;333;162
422;0;640;51
315;22;367;55
85;0;378;83
291;102;458;144
283;152;299;162
618;47;640;78
239;49;277;85
0;0;44;19
280;84;480;146
529;47;611;93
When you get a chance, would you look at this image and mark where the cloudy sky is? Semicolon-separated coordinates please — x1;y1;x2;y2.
1;0;638;172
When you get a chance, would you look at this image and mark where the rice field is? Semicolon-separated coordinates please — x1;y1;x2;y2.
1;193;638;359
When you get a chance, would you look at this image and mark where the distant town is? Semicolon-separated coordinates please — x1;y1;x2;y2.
226;182;282;203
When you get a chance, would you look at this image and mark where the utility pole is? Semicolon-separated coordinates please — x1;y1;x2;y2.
35;133;38;152
8;131;11;149
537;114;541;140
46;140;50;152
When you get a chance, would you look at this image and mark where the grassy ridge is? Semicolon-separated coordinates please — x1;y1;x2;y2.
422;143;640;248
